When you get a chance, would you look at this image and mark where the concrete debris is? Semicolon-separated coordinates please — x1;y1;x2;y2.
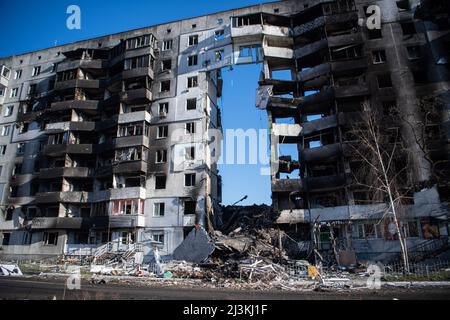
173;227;215;263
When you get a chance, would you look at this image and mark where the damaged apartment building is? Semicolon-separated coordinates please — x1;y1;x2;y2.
0;0;449;263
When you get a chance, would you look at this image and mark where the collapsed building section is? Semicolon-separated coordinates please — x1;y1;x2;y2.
0;0;449;264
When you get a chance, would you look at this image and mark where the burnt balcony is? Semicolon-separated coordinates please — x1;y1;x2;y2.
298;57;367;83
39;167;91;180
57;59;108;73
120;88;152;104
334;83;369;98
272;173;347;193
54;79;103;91
45;121;96;133
26;217;91;230
50;100;99;112
114;135;150;149
293;11;359;37
301;143;343;163
43;144;94;157
35;191;92;204
113;160;148;174
122;67;154;80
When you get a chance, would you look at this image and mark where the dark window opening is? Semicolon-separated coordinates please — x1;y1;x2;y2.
155;175;167;189
377;74;393;88
186;98;197;110
184;201;196;215
401;22;416;36
368;29;382;39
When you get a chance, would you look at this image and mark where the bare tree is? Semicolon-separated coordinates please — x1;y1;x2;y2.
348;102;410;272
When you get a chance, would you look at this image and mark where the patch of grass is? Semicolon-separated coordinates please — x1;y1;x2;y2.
383;271;450;282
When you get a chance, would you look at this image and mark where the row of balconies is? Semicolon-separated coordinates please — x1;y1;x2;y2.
272;173;348;193
34;186;146;204
42;135;149;157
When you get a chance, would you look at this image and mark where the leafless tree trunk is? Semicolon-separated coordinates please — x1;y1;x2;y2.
349;102;410;272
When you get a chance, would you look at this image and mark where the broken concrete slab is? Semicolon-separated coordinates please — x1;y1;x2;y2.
173;227;215;263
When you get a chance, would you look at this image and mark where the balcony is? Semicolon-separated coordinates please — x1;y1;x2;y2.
263;46;294;60
301;143;343;163
39;167;91;179
231;24;263;42
262;25;292;38
272;123;302;140
54;79;102;91
26;217;88;230
114;135;149;149
120;88;152;104
113;160;148;174
57;59;108;73
293;11;359;37
301;114;339;136
122;67;154;80
272;174;347;193
43;144;94;157
108;187;146;201
109;215;145;228
35;191;92;204
118;111;151;124
298;58;367;83
45;121;96;133
50;100;99;112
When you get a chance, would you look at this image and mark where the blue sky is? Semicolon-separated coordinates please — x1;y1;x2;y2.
0;0;277;205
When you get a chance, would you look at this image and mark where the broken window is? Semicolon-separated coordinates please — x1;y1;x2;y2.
330;44;362;60
372;50;386;64
22;232;32;245
118;122;149;137
28;84;37;95
215;49;224;62
401;22;416;36
188;55;198;66
186;98;197;110
115;146;148;162
160;80;171;92
153;203;165;217
404;220;419;238
10;88;18;98
32;66;41;77
126;34;154;50
407;45;421;59
0;145;6;156
124;55;151;70
43;232;58;246
396;0;410;12
377;74;392;88
413;70;428;84
382;100;398;116
4;105;13;117
1;125;11;136
161;59;172;71
232;14;261;27
152;232;164;245
188;35;199;46
155;175;167;189
2;233;11;246
159;102;169;116
162;40;173;51
5;207;13;221
185;173;196;187
57;69;77;82
156;149;167;163
19;123;29;134
368;29;382;39
215;29;225;41
157;125;168;139
184;200;196;215
185;122;196;134
187;76;198;88
185;146;195;161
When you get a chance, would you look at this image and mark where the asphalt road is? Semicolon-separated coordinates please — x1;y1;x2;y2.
1;277;450;300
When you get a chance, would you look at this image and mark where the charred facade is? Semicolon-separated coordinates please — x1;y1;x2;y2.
0;0;449;263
